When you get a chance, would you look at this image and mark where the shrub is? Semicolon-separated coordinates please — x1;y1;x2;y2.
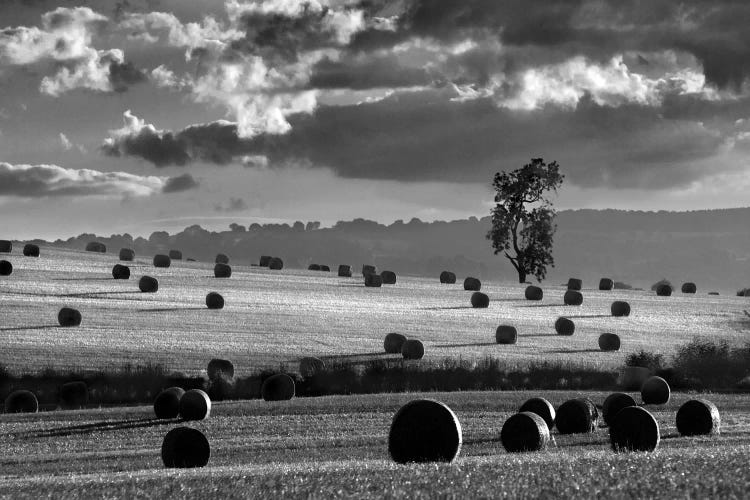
518;397;555;429
610;406;660;452
563;290;583;306
85;241;106;253
463;277;481;291
214;263;231;278
179;389;211;420
119;248;135;261
161;427;210;468
261;374;295;401
501;412;550;452
4;390;38;413
439;271;456;284
495;325;517;344
602;392;636;426
555;398;597;434
402;339;425;360
598;333;620;351
58;307;82;327
625;350;664;372
611;301;630;317
0;260;12;276
338;265;352;277
671;338;750;389
153;254;171;268
381;271;397;284
139;275;158;293
737;288;749;297
619;366;650;391
384;333;407;354
567;278;582;291
153;387;185;419
388;399;462;464
471;292;489;308
599;278;614;291
554;317;574;336
23;244;39;257
299;357;325;378
681;282;697;294
676;399;720;436
112;264;130;280
206;292;224;310
613;281;633;290
524;285;543;301
59;381;88;409
641;376;670;405
207;359;234;380
168;249;182;260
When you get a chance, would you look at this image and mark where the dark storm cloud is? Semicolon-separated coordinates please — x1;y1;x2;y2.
108;60;147;92
308;54;433;89
162;173;198;193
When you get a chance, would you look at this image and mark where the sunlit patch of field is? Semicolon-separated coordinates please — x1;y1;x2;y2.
0;246;748;375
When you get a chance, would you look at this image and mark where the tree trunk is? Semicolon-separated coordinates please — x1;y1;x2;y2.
517;269;527;283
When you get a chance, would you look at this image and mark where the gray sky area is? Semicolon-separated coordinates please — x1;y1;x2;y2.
2;0;750;239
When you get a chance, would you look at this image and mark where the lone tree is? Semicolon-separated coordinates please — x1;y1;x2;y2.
487;158;564;283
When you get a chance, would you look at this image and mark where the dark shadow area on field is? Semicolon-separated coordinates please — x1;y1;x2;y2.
52;277;113;281
0;324;59;332
434;342;498;348
419;305;474;310
137;307;207;312
26;417;175;438
335;284;365;288
517;303;566;308
546;349;603;354
556;436;610;448
1;290;143;300
319;352;393;360
565;314;614;319
463;436;502;446
519;333;557;337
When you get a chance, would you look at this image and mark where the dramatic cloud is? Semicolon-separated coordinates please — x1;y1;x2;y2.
162;173;199;193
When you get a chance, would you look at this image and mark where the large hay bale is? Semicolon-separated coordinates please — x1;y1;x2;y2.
656;283;672;296
463;277;481;291
23;244;39;257
599;278;614;290
112;264;130;280
388;399;462;464
611;301;631;317
384;332;407;353
555;398;598;434
381;270;397;284
4;390;38;413
518;397;556;430
207;359;234;380
214;263;232;278
737;288;750;297
85;241;106;253
153;387;185;419
564;290;583;306
365;273;383;287
0;240;11;253
169;249;182;260
402;339;425;360
362;264;376;276
0;260;12;276
153;254;171;268
681;282;697;294
471;292;489;308
139;275;158;293
299;357;325;378
620;366;650;390
215;253;229;264
602;392;637;426
261;373;295;401
59;381;88;409
161;426;211;468
676;399;720;436
320;265;330;272
554;317;575;336
439;271;456;284
179;389;211;420
651;279;673;292
609;406;660;452
525;285;543;301
338;265;352;277
269;257;283;270
119;248;135;261
259;255;272;267
567;278;582;290
58;307;82;327
598;333;621;351
308;264;321;271
641;376;670;405
501;412;551;453
206;292;224;310
495;325;517;344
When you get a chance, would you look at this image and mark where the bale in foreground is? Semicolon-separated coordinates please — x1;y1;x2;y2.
154;387;185;419
402;339;425;360
463;277;481;291
119;248;135;261
59;381;88;409
214;263;232;278
602;392;637;426
162;427;210;468
641;376;670;405
388;399;462;464
153;254;171;268
564;290;583;306
555;317;575;336
598;333;621;351
299;357;325;378
206;292;224;309
0;260;11;276
518;397;556;429
384;332;407;354
501;412;550;452
338;265;352;277
139;275;158;293
23;244;39;257
609;406;660;452
611;301;631;317
179;389;211;420
112;264;130;280
525;285;543;300
555;398;598;434
676;399;721;436
439;271;456;284
471;292;489;308
4;390;38;413
495;325;517;344
58;307;82;327
261;374;295;401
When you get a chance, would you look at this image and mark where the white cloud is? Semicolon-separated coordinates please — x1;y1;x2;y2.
59;132;72;150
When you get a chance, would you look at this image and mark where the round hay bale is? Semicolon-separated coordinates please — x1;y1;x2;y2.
384;332;407;353
620;366;651;391
85;241;106;253
161;426;210;468
388;399;462;464
598;333;621;351
611;301;630;317
471;292;489;308
362;264;376;276
609;406;660;452
207;359;234;380
169;249;182;260
119;248;135;261
676;399;720;436
320;265;330;272
338;265;352;277
439;271;456;284
641;376;670;405
112;264;130;280
59;381;88;409
153;387;185;419
259;255;272;267
525;285;543;301
501;411;551;452
564;290;583;306
139;275;158;293
602;392;637;426
365;273;383;287
463;277;481;291
381;270;397;284
179;389;211;420
4;390;38;413
599;278;614;290
214;263;231;278
495;325;517;344
554;317;575;336
0;260;12;276
299;357;325;378
308;263;321;271
402;339;425;360
215;253;229;264
23;244;39;257
567;278;582;290
0;240;11;253
261;373;295;401
518;397;556;429
555;398;598;434
206;292;224;310
656;284;672;296
681;282;697;294
269;257;283;270
58;307;82;327
153;254;171;268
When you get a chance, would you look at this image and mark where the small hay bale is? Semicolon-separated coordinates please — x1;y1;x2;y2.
299;357;325;378
365;273;383;287
207;359;234;380
119;248;135;261
261;373;295;401
602;392;637;426
518;397;556;429
112;264;130;280
259;255;272;267
169;249;182;260
609;406;660;452
0;260;12;276
59;381;88;409
153;254;171;268
676;399;720;436
269;257;283;270
179;389;211;420
23;244;39;257
85;241;106;253
501;411;551;453
439;271;456;284
139;275;158;293
384;332;407;353
598;333;621;351
471;292;489;308
611;301;630;317
641;376;670;405
564;290;583;306
320;265;330;272
554;317;575;336
308;264;321;271
362;264;377;276
214;263;231;278
215;253;229;264
338;265;352;277
620;366;650;391
656;284;672;296
388;399;462;464
381;270;397;284
161;426;210;468
495;325;517;344
599;278;614;290
153;387;185;419
525;285;543;301
4;390;38;413
206;292;224;310
555;398;598;434
681;282;697;294
0;240;11;253
567;278;582;290
463;277;481;291
58;307;82;327
402;339;425;360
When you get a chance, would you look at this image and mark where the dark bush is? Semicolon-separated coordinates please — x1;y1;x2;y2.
59;381;88;409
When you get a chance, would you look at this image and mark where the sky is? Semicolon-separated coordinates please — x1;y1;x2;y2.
2;0;750;239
